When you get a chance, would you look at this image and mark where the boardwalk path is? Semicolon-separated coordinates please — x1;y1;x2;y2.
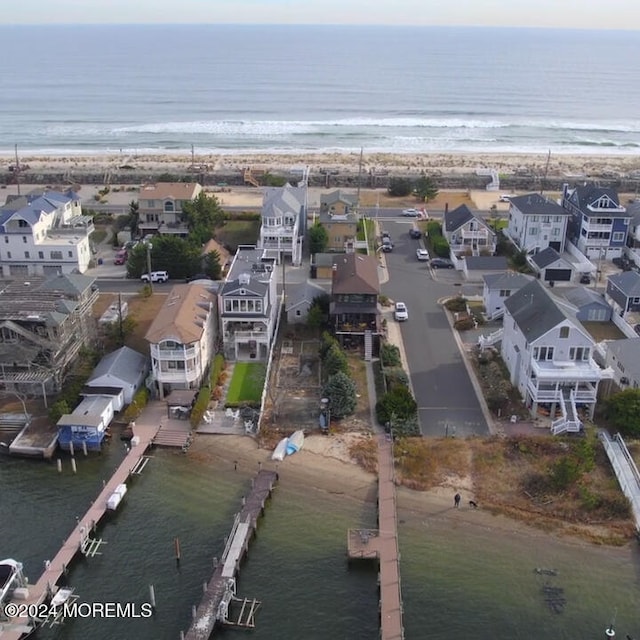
1;403;164;640
347;434;404;640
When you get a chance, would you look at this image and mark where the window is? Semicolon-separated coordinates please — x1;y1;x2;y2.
612;232;624;242
164;201;175;213
24;251;30;259
6;251;11;258
552;228;560;236
569;347;589;361
296;309;301;316
68;251;73;258
38;251;44;259
22;236;27;243
18;220;28;228
617;361;625;373
529;227;538;235
533;346;554;361
559;327;569;339
499;289;511;297
51;250;63;260
3;236;7;243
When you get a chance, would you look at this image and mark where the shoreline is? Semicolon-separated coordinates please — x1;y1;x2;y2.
3;150;640;180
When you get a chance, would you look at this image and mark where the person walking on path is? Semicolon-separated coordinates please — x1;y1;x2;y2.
454;493;461;508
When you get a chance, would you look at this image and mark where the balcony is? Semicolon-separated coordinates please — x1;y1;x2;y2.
151;345;197;359
232;330;269;341
155;369;201;384
526;380;598;405
335;319;380;335
584;223;613;233
530;358;606;381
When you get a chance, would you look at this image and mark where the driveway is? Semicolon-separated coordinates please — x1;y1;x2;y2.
381;221;489;437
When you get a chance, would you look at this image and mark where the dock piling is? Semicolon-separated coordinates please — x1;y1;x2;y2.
71;458;77;474
57;458;62;473
149;584;156;608
192;605;197;620
175;537;181;562
180;632;185;640
69;441;74;456
82;441;88;456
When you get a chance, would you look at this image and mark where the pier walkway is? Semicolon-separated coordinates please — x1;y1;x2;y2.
2;404;163;640
347;434;404;640
184;469;278;640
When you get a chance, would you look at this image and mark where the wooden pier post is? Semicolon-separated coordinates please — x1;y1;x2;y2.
192;605;197;620
180;632;185;640
69;441;74;456
174;537;181;563
71;458;77;474
57;458;62;473
149;584;156;608
82;440;88;456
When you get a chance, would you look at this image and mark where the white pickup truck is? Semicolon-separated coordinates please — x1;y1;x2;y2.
141;271;169;283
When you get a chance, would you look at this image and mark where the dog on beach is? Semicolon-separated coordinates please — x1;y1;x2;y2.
469;500;478;509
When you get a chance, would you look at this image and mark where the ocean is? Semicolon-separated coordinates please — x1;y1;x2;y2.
1;25;640;157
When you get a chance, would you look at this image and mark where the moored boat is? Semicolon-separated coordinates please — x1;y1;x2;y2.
285;430;304;456
271;437;288;461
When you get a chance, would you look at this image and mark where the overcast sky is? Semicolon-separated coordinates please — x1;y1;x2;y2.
2;0;639;30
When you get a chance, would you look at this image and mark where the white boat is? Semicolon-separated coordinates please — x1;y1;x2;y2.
1;558;27;605
285;430;304;456
106;483;127;511
271;437;288;461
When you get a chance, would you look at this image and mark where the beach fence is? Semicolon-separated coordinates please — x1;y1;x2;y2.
256;295;283;434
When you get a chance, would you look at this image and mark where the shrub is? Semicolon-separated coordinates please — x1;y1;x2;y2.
384;367;410;390
376;385;418;426
49;399;70;424
323;343;349;378
322;372;357;419
426;221;442;237
454;317;476;331
320;331;340;359
445;296;467;312
190;386;211;428
380;342;402;367
432;236;450;257
387;177;412;197
210;353;225;387
123;387;150;422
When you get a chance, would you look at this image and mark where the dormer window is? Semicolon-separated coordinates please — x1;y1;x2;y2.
240;288;246;295
164;200;175;213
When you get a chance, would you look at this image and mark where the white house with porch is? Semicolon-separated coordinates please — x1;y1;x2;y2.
257;184;307;265
500;280;612;434
443;204;496;257
0;189;94;277
219;246;279;361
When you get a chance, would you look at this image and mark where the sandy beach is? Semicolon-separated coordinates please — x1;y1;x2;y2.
4;151;640;180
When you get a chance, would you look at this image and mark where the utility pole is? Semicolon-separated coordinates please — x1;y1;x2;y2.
356;147;364;211
117;292;124;343
13;144;22;196
145;241;153;294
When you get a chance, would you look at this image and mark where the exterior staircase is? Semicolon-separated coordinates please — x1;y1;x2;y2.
243;168;264;187
364;330;373;361
551;389;582;435
475;168;500;191
477;327;503;351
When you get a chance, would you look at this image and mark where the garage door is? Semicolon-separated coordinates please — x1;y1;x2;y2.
545;268;571;282
9;265;29;277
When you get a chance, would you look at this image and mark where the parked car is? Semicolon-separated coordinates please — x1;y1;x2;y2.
409;228;422;239
635;324;640;336
499;194;516;202
381;241;393;253
382;230;391;240
141;270;169;283
416;249;430;261
401;208;420;217
113;249;128;265
430;258;454;269
394;302;409;321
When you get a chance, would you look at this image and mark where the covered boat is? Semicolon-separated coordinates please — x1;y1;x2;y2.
271;437;288;461
285;430;304;456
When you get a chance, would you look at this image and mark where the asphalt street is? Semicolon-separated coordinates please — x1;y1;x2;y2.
381;220;490;437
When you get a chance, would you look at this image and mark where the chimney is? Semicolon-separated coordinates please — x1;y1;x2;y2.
444;203;449;214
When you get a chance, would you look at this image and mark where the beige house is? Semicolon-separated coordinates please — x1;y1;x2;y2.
137;182;202;237
320;190;358;216
145;283;217;397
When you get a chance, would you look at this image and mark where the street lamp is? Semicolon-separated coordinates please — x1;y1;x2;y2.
144;240;153;293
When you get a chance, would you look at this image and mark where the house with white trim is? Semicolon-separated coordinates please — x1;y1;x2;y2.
0;189;94;277
482;271;534;320
219;246;279;361
257;184;307;265
506;193;570;254
562;183;631;261
443;205;496;257
137;182;202;237
145;282;217;397
501;279;612;434
601;338;640;394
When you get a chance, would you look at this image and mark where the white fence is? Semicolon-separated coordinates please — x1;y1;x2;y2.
611;311;638;338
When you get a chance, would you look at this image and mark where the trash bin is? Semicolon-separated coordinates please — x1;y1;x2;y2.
97;258;103;265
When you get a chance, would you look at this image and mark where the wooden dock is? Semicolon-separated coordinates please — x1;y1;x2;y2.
347;434;404;640
183;469;278;640
1;418;161;640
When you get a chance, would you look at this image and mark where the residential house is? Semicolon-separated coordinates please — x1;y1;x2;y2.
137;182;202;237
319;190;358;216
219;246;279;361
257;184;307;265
562;183;631;260
443;205;496;256
602;338;640;393
0;189;94;277
57;396;114;452
605;271;640;319
311;253;344;279
0;273;98;397
145;283;217;396
625;200;640;267
482;271;534;320
330;254;380;358
501;279;611;433
83;346;149;406
506;193;570;254
529;247;573;283
318;191;359;252
285;281;327;324
560;287;612;323
462;256;508;283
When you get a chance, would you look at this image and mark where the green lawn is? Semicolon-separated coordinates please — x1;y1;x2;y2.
226;362;267;406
